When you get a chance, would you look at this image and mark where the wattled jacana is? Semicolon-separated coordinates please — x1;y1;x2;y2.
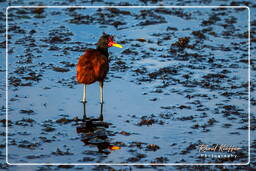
76;33;123;117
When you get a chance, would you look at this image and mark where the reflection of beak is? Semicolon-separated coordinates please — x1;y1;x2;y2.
112;42;123;48
109;145;121;150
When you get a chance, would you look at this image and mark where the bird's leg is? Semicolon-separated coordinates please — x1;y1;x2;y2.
82;84;86;103
99;102;104;121
82;84;87;120
99;81;104;104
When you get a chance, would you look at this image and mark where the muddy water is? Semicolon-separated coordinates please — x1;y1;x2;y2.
0;1;256;170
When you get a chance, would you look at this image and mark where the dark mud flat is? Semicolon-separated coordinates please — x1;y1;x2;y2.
0;1;255;170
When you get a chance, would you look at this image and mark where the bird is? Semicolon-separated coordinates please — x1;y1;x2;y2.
76;32;123;118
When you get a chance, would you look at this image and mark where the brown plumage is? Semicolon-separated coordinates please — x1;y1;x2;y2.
77;49;109;84
76;33;123;118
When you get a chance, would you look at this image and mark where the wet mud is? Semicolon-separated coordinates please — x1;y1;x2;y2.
0;1;256;170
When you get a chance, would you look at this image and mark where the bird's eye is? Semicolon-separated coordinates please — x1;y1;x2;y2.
108;36;113;43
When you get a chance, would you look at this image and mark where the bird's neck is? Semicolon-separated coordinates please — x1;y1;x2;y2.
97;46;109;57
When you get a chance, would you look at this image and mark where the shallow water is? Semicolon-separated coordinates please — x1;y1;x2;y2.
0;0;256;170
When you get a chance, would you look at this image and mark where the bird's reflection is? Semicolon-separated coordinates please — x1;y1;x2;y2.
77;103;119;154
83;102;103;121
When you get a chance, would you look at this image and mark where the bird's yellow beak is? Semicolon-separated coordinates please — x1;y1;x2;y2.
112;43;123;48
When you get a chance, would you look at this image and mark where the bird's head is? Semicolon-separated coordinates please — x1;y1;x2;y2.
97;32;123;49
